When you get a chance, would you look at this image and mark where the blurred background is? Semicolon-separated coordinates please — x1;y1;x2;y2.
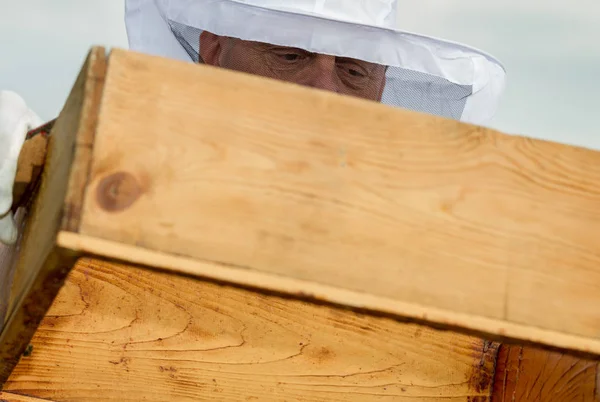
1;1;598;149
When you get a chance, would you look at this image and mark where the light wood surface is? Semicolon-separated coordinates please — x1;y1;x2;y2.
0;392;52;401
12;134;48;211
4;257;497;401
58;231;600;358
65;48;600;354
3;46;600;398
0;47;106;383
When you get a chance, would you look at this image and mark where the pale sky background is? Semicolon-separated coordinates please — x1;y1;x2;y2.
1;1;598;149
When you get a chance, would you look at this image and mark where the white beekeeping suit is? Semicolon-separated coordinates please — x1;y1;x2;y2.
0;91;43;245
0;0;507;245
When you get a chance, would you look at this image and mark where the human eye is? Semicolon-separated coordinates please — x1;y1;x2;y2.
347;67;366;77
271;47;309;63
337;60;368;78
280;53;303;61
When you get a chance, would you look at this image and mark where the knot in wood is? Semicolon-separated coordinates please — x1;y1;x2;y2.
96;172;141;212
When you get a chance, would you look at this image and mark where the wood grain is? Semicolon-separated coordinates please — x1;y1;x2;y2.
0;392;53;402
0;47;106;384
3;134;51;327
71;48;600;354
492;345;599;402
12;135;48;211
4;257;497;401
0;209;28;327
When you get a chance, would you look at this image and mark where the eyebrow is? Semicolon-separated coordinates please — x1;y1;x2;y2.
261;44;309;53
255;42;384;73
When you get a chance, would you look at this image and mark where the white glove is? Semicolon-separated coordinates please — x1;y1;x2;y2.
0;90;44;245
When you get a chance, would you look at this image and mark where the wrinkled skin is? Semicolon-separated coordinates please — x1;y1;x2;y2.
199;32;387;102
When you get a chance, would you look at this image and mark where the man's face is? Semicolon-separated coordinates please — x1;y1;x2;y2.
200;32;387;102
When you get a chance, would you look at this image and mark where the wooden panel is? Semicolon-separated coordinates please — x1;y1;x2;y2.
12;134;48;212
2;123;50;326
65;48;600;354
4;258;497;401
0;210;28;327
0;47;106;384
492;345;599;402
0;392;53;402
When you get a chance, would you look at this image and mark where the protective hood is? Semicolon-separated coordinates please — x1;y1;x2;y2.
125;0;506;125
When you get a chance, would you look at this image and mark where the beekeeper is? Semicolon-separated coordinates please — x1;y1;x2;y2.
0;0;506;245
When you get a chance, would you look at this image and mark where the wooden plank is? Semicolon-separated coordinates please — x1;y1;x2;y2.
57;48;600;355
0;47;107;384
2;130;50;326
4;257;497;401
12;134;49;212
491;345;599;402
0;392;53;402
0;210;28;327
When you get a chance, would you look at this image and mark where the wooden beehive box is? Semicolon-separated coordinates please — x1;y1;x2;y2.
1;47;599;401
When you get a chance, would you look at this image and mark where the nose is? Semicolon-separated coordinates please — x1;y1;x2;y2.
306;55;340;93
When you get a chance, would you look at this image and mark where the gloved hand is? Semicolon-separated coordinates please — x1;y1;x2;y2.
0;90;44;245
